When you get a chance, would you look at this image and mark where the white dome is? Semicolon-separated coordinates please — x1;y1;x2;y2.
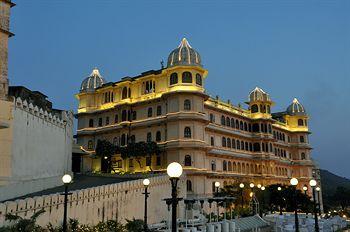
286;98;307;116
80;68;106;93
249;87;271;102
167;38;202;67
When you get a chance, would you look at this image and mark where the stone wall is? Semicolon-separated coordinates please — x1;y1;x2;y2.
0;97;74;201
0;175;186;227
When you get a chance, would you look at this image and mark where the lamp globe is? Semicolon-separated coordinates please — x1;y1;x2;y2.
214;181;220;188
309;179;317;187
62;174;72;184
143;178;150;186
290;178;298;186
167;162;183;178
239;183;244;188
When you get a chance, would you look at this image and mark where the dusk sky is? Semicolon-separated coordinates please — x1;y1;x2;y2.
8;1;350;178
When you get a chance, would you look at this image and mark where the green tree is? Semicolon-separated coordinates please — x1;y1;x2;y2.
2;209;45;232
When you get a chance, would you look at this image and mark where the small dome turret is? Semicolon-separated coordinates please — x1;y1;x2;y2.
80;68;106;93
286;98;307;116
249;87;271;102
167;38;202;67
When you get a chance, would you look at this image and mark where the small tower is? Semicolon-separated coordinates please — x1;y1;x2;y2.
0;0;15;100
247;87;273;118
285;98;308;128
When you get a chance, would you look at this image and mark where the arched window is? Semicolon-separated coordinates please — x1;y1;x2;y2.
147;107;153;117
98;118;103;127
184;155;192;166
132;111;137;120
170;73;178;85
184;99;191;110
301;153;306;160
227;138;231;148
251;104;259;113
240;121;243;130
147;132;152;142
105;117;109;125
244;122;248;131
128;88;131;98
89;119;94;127
184;127;191;138
245;142;249;151
221;115;225;125
231;118;235;128
236;140;240;150
114;114;118;123
228;161;232;171
122;87;128;99
122;110;127;121
222;137;226;147
300;135;305;143
210;113;215;123
210;136;214;146
253;143;261;152
186;180;193;192
232;139;236;149
156;131;161;142
182;72;192;83
235;119;239;129
196;74;202;85
87;140;94;150
121;134;126;146
226;117;230;127
156;106;162;116
298;119;304;126
223;160;227;171
233;162;237;172
211;160;216;171
252;123;260;132
113;137;118;146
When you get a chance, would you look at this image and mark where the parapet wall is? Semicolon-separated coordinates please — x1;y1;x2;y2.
0;175;186;227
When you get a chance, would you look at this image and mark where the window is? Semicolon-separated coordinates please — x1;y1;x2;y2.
184;155;192;166
156;106;162;116
129;158;134;168
223;160;227;171
147;132;152;142
244;122;248;131
182;72;192;83
227;138;231;148
298;119;304;126
196;74;202;85
121;134;126;146
210;136;214;146
300;136;305;143
232;139;236;149
211;160;216;171
89;119;94;127
236;140;240;150
130;135;136;143
105;117;109;125
156;156;161;166
252;123;260;132
114;114;118;123
184;99;191;110
231;118;235;128
87;140;94;150
222;137;226;147
143;80;155;94
113;137;119;146
170;73;178;85
210;113;215;123
301;153;306;160
184;127;191;138
251;104;259;113
253;143;261;152
221;116;225;126
226;117;230;127
128;88;131;98
132;111;137;120
122;110;127;121
156;131;161;142
98;118;103;127
147;107;153;117
240;121;243;130
146;156;151;166
186;180;193;192
122;87;128;99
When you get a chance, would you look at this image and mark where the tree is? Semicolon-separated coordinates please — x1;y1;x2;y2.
3;209;45;232
95;139;117;173
333;186;350;210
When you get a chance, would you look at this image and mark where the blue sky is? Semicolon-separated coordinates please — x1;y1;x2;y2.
8;0;350;178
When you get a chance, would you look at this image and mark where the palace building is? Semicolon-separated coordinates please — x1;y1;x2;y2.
75;38;317;197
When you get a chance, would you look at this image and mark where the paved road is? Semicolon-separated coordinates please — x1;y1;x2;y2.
3;174;139;202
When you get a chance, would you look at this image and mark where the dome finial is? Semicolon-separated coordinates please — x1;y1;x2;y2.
293;98;299;104
91;67;101;77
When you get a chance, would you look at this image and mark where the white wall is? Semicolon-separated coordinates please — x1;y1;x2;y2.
0;175;186;227
0;98;73;201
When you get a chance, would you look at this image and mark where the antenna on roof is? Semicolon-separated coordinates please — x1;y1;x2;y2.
160;60;164;69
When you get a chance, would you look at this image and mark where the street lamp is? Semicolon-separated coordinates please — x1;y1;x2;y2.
316;186;321;217
214;181;220;222
257;184;262;189
303;185;308;217
277;186;282;215
239;183;244;209
261;186;265;191
61;174;72;232
250;183;255;188
143;178;150;232
290;178;299;232
167;162;183;232
309;179;319;232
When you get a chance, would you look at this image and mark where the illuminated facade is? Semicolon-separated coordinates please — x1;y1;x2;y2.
75;38;316;197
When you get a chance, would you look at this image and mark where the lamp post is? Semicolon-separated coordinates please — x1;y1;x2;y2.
143;178;150;232
167;162;183;232
310;179;319;232
277;186;283;215
303;185;308;217
239;183;244;210
316;186;321;217
61;174;72;232
290;178;299;232
215;181;220;222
